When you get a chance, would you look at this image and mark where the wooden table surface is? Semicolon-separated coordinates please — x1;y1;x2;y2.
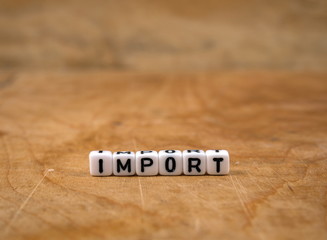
0;71;326;240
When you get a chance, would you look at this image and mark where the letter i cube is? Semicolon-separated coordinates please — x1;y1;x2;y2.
89;150;113;176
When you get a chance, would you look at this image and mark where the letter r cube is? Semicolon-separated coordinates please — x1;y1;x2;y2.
183;150;206;175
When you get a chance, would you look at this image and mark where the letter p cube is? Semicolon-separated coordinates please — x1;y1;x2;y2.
136;151;159;176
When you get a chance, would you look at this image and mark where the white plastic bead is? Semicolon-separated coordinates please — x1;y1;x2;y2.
206;150;230;175
113;151;136;176
159;150;183;175
182;150;206;175
89;150;113;176
136;151;159;176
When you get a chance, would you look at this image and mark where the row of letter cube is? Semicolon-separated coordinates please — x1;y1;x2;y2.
89;150;229;176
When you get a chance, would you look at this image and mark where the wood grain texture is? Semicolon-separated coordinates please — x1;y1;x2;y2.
0;71;326;240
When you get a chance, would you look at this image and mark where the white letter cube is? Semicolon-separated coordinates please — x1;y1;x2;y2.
206;150;230;175
159;150;183;175
113;151;136;176
89;150;113;176
183;150;206;175
136;151;158;176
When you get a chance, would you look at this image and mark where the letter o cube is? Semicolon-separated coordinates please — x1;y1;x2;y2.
159;150;183;175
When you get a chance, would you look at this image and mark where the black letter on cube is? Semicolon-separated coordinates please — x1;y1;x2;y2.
187;150;200;153
141;158;153;172
117;159;131;173
188;158;201;173
98;159;104;173
165;157;176;172
213;158;224;173
165;150;176;153
117;151;131;154
141;151;153;154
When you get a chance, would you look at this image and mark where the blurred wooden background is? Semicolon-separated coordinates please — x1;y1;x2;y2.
0;0;326;71
0;1;327;240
